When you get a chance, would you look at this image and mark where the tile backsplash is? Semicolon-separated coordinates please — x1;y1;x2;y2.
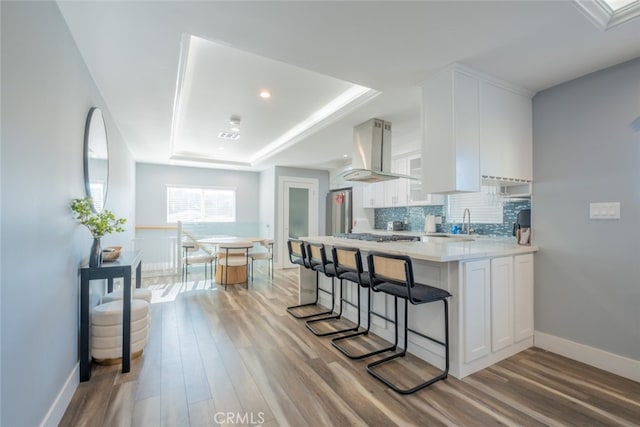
374;200;531;236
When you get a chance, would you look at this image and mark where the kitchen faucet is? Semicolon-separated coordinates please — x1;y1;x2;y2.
462;208;471;235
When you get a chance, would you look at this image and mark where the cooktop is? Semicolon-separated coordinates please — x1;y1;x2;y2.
333;233;419;242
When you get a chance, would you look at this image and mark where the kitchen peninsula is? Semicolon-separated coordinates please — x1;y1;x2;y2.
299;234;538;379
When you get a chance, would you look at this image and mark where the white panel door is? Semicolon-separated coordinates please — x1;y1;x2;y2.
491;256;514;352
514;254;534;342
462;259;491;363
278;177;319;269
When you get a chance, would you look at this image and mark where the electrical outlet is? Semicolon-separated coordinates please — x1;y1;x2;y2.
589;202;620;219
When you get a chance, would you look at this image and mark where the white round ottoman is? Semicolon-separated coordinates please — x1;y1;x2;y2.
91;299;150;365
102;288;152;304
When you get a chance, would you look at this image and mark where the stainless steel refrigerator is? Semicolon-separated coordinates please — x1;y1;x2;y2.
326;187;352;235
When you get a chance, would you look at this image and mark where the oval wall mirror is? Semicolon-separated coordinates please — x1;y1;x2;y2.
83;107;109;212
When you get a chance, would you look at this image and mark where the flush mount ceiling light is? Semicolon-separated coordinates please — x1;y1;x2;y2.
229;115;241;126
259;89;271;99
228;115;241;133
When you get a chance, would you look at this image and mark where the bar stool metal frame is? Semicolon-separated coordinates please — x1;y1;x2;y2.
330;246;397;359
365;251;451;395
305;242;357;337
285;239;336;319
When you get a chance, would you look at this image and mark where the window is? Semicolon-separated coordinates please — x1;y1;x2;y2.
167;186;236;223
447;186;503;224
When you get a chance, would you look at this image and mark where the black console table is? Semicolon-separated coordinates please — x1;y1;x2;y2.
79;250;142;382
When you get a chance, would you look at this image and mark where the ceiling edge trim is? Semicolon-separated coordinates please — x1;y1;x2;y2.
250;87;381;166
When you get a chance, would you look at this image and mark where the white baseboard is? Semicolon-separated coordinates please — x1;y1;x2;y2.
534;331;639;382
40;363;78;427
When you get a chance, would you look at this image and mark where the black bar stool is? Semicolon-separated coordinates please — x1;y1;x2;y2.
365;251;451;394
304;242;351;336
286;239;336;319
330;246;397;359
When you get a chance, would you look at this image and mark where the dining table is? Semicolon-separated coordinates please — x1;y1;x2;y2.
196;236;267;286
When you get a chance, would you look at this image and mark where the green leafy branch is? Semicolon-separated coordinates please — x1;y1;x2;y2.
70;197;126;239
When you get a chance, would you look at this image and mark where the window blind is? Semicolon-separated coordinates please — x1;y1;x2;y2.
447;186;503;224
167;186;236;223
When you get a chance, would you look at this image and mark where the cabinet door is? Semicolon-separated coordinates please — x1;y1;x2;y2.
384;157;408;207
362;182;384;208
479;81;533;181
514;254;534;342
491;257;514;352
407;155;446;206
421;68;480;194
462;259;491;363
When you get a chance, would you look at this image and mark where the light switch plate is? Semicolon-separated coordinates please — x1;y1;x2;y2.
589;202;620;219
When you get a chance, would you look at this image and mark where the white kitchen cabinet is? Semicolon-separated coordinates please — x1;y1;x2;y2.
461;254;533;371
421;64;534;194
514;253;534;342
479;81;533;181
462;259;491;363
362;181;384;208
407;154;446;206
383;157;409;207
421;65;480;194
490;257;514;352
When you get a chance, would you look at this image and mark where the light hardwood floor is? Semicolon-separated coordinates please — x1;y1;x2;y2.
60;268;640;426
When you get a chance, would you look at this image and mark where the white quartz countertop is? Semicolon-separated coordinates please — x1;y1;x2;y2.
302;235;538;263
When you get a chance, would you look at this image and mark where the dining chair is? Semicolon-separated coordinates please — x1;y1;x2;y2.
182;241;215;285
217;242;253;290
249;239;273;282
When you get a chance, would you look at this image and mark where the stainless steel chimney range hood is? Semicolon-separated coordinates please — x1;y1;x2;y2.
342;118;416;183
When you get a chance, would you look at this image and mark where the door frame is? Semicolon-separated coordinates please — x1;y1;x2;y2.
277;176;319;269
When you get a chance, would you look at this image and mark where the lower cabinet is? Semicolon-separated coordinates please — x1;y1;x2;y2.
461;254;534;366
462;259;491;363
491;257;514;352
514;253;534;342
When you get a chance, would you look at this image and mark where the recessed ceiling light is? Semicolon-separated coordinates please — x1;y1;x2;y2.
230;126;240;132
218;146;225;150
343;154;349;158
259;89;271;99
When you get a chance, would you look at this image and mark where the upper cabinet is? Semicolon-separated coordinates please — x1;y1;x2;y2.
421;66;480;194
420;64;533;194
479;81;533;181
407;154;445;206
383;157;409;207
361;153;444;208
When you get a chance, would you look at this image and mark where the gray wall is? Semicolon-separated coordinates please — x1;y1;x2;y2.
0;2;136;425
533;58;640;360
136;163;260;225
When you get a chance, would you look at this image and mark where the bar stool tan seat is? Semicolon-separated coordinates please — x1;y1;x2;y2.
304;242;349;336
286;239;336;320
366;251;451;394
330;246;397;359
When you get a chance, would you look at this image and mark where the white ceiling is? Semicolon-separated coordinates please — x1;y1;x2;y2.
57;1;640;171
